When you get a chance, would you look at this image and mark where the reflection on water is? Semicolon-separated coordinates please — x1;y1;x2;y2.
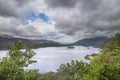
0;46;99;73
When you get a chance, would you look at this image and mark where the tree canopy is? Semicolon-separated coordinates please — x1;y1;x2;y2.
0;43;39;80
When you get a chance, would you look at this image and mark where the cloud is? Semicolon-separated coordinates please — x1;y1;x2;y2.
0;0;65;39
44;0;120;38
0;0;120;41
45;0;77;8
0;16;63;39
0;0;32;17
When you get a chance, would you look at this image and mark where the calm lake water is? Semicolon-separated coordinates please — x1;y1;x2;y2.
0;46;99;73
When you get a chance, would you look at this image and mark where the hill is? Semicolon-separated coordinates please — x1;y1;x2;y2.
0;35;109;49
74;37;108;47
0;35;62;50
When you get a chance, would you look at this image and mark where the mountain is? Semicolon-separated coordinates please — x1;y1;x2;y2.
0;35;14;38
0;35;62;50
74;37;108;47
0;35;109;50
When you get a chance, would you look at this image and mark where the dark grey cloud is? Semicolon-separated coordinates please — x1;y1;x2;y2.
15;0;32;6
45;0;120;38
0;0;31;17
15;0;29;4
0;0;18;17
45;0;77;8
0;0;120;40
45;0;101;10
79;0;101;11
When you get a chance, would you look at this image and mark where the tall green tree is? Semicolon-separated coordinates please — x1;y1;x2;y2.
0;43;38;80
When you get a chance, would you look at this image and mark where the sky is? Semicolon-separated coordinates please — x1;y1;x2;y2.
0;0;120;43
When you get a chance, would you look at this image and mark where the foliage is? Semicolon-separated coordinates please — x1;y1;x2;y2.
83;47;120;80
38;60;89;80
38;72;58;80
100;33;120;52
0;33;120;80
83;33;120;80
0;43;39;80
37;33;120;80
57;60;89;80
25;69;40;80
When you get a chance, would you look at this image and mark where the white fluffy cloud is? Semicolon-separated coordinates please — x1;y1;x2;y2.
0;16;64;39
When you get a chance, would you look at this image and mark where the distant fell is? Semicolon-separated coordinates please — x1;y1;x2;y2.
0;35;62;50
0;35;109;50
74;37;108;47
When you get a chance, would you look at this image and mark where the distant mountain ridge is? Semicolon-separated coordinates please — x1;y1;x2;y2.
0;35;108;50
0;35;14;38
74;37;108;47
0;35;62;50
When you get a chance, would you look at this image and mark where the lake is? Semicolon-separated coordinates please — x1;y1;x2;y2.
0;46;99;73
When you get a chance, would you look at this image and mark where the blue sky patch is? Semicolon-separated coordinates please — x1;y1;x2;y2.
26;12;49;22
26;12;36;21
38;13;49;22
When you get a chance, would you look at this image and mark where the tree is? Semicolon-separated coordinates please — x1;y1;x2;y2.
25;70;39;80
83;47;120;80
55;33;120;80
83;33;120;80
57;60;89;80
0;43;38;80
100;33;120;53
